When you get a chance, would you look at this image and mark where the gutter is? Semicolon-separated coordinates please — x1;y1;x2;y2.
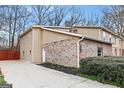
77;36;84;68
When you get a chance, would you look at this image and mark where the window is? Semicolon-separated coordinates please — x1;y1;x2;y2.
109;38;111;42
109;35;112;42
69;29;72;32
122;49;124;56
73;29;78;33
97;47;103;56
102;32;106;40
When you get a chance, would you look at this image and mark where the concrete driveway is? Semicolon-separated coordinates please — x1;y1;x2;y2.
0;60;117;88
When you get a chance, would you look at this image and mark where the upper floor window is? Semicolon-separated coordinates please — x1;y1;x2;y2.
102;32;106;40
69;29;72;32
73;29;78;33
109;35;112;42
115;38;120;44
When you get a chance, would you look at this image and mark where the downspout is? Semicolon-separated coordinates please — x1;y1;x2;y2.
77;36;84;68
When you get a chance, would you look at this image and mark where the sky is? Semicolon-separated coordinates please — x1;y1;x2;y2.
76;5;109;16
62;5;110;25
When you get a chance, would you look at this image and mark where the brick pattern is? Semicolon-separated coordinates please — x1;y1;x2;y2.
42;38;79;67
80;39;112;59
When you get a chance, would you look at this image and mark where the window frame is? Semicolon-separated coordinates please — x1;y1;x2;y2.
97;47;103;56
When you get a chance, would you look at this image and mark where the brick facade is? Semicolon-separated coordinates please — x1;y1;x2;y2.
42;38;79;67
79;39;112;59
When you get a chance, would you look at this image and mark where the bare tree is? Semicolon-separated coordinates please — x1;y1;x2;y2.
64;7;85;27
0;6;7;29
101;5;124;36
31;5;51;25
64;7;100;27
0;5;32;49
85;13;100;26
47;6;70;26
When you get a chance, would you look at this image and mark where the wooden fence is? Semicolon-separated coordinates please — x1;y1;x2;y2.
0;50;20;61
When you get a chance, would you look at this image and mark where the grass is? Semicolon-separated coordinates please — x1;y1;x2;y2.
77;73;97;81
0;68;6;85
0;75;6;85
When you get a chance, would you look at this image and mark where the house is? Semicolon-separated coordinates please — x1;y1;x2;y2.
45;26;124;56
71;26;124;56
20;25;112;68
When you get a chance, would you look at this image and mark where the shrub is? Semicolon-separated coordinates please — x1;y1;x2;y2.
0;75;6;85
80;57;124;87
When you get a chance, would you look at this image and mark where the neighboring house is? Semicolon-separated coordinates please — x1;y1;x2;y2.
20;25;112;67
45;26;124;56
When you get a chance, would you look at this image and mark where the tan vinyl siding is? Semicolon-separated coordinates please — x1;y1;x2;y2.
33;28;42;64
20;30;32;61
100;29;116;43
76;28;99;39
41;29;79;44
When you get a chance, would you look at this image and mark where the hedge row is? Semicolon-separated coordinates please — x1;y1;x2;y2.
80;57;124;87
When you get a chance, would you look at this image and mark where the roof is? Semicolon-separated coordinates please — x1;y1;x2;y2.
44;26;72;29
43;26;123;39
20;25;82;38
83;36;113;45
20;25;112;45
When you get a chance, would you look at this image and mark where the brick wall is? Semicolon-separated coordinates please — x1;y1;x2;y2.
42;38;79;67
80;39;112;59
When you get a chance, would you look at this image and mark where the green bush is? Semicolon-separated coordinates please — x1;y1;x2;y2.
0;68;7;85
0;75;6;85
80;57;124;87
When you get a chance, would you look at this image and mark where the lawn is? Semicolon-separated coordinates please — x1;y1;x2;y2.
0;68;6;85
40;56;124;87
0;75;6;85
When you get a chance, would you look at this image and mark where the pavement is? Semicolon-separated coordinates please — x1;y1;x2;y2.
0;60;117;88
